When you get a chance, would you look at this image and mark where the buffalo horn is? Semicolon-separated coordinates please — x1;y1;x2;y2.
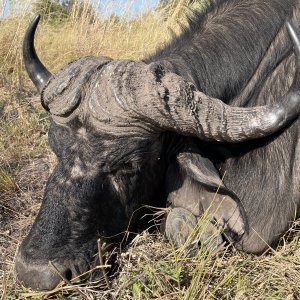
141;21;300;142
23;15;52;94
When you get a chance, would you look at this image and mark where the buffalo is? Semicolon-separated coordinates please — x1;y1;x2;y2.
16;0;300;290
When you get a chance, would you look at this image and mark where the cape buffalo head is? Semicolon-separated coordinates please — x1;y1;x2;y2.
15;15;300;290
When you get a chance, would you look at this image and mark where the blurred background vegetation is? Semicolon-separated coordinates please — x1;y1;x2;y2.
0;0;207;92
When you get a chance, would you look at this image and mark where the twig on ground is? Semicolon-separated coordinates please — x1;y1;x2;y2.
97;238;117;300
48;261;88;299
1;271;7;300
97;238;111;289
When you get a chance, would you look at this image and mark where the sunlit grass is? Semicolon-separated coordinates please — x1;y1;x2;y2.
0;166;17;193
0;0;187;92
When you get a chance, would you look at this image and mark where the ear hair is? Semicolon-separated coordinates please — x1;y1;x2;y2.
169;140;249;233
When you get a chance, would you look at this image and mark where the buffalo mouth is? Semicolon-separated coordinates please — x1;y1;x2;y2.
15;243;95;290
15;254;73;290
15;237;119;291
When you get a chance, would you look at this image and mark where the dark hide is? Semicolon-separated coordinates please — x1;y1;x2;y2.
147;0;300;253
147;0;297;101
16;119;168;290
16;0;300;290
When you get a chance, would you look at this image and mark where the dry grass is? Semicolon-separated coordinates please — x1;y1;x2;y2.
0;0;186;91
0;0;300;299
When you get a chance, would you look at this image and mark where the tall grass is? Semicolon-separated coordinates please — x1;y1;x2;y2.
1;1;300;299
0;0;193;92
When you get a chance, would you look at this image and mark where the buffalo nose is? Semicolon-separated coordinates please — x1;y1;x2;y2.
15;251;73;290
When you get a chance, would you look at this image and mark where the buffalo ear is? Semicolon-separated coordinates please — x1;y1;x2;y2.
165;138;248;235
172;138;239;199
177;148;238;202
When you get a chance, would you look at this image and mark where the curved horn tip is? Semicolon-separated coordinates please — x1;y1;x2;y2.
23;14;52;94
286;21;300;58
31;14;41;25
31;15;41;32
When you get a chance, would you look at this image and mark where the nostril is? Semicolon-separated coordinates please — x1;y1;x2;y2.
16;250;89;290
64;269;72;281
15;253;63;290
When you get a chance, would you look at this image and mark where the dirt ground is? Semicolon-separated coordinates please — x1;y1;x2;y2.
0;153;50;297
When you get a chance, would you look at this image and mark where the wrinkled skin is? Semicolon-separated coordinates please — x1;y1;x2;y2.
16;121;167;290
16;0;300;291
164;146;246;254
16;119;246;289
